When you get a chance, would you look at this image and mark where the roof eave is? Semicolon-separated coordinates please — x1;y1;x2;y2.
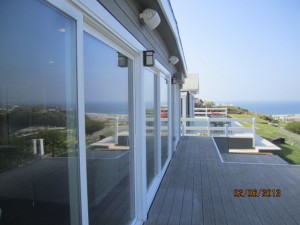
157;0;188;77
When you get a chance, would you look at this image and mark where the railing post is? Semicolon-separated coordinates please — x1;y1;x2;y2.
115;116;119;144
180;119;186;136
252;118;256;147
207;117;210;136
225;124;229;137
180;123;183;136
32;139;44;155
38;139;44;156
32;139;37;155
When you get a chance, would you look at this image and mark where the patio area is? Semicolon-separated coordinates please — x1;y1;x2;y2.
144;136;300;225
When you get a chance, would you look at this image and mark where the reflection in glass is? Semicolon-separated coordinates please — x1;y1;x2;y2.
0;1;80;225
84;33;133;225
144;70;157;188
160;77;169;167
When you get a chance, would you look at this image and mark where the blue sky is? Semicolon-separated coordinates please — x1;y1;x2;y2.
171;0;300;102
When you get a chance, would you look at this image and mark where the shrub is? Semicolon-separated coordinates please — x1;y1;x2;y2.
285;122;300;135
257;114;273;122
85;116;106;136
226;106;249;114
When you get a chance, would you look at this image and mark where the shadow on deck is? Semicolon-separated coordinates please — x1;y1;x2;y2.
144;136;300;225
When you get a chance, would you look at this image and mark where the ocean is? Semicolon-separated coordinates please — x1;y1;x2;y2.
228;101;300;116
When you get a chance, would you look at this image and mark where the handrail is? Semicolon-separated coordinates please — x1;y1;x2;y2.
194;107;228;117
181;117;256;147
181;117;253;122
114;116;256;147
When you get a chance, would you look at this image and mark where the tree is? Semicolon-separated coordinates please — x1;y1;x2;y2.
204;101;214;108
37;129;67;157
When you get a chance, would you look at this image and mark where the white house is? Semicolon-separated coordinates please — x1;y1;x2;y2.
0;1;187;225
181;73;199;118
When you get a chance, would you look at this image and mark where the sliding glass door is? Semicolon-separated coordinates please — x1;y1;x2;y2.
144;69;157;188
160;76;169;168
0;1;81;224
83;33;134;225
144;70;171;194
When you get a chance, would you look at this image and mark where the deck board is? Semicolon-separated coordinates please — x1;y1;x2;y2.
144;136;300;225
222;153;288;164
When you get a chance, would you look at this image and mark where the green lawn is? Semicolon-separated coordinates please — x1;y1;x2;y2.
230;114;300;164
277;144;300;164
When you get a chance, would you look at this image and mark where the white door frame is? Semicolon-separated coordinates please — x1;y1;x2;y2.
46;1;176;224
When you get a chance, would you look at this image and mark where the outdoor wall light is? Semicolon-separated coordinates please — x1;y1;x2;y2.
143;50;155;67
140;8;161;30
118;52;128;67
171;76;177;84
169;56;179;65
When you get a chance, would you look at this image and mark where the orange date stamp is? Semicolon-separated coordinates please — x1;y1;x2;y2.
233;189;281;197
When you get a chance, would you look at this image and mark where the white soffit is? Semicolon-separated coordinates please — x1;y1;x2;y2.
157;0;187;76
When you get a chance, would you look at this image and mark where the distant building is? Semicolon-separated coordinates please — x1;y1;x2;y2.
180;73;199;118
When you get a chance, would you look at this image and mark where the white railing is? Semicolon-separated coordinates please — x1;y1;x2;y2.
181;117;256;147
194;107;228;117
146;118;168;133
112;115;256;146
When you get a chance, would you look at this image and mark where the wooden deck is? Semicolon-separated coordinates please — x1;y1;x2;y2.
144;136;300;225
221;152;288;165
0;153;132;225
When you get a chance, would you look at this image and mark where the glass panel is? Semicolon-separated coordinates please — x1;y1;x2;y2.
144;70;157;188
160;77;169;167
84;33;133;225
0;1;80;225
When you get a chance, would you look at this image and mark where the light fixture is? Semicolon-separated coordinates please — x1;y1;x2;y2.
174;72;185;84
118;52;128;67
171;76;177;84
169;56;179;65
140;9;161;30
143;50;155;67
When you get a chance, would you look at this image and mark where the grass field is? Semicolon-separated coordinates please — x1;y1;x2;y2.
230;114;300;164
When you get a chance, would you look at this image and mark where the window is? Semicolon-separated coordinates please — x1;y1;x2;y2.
0;1;80;224
160;76;169;167
83;33;134;225
144;69;157;188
